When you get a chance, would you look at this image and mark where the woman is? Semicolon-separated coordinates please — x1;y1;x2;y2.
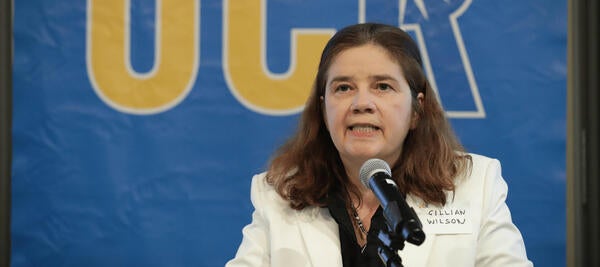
226;23;532;267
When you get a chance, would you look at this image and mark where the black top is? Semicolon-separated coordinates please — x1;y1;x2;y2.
327;193;386;267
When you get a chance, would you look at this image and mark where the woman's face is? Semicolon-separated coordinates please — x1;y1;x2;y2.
323;44;422;168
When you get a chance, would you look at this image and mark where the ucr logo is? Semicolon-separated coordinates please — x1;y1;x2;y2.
87;0;483;118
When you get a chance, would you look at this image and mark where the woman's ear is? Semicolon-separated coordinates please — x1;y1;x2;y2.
417;92;424;106
410;92;424;129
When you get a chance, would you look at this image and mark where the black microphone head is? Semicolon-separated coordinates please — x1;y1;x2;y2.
359;158;392;189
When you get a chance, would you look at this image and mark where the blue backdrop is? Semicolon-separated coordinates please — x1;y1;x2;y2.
12;0;566;266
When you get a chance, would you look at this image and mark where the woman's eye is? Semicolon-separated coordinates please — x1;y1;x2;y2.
335;84;351;92
377;83;392;91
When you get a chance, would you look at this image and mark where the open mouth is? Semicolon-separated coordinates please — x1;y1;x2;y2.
348;124;380;132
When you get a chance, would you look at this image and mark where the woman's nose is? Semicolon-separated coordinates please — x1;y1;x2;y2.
351;90;376;113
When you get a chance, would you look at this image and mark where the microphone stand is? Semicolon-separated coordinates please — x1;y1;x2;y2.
374;201;426;267
375;226;405;267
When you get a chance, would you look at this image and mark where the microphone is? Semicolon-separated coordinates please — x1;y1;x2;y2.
359;158;425;246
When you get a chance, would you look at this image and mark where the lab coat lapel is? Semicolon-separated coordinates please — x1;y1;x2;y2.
296;206;343;266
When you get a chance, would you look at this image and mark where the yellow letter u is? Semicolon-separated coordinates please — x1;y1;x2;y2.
87;0;199;114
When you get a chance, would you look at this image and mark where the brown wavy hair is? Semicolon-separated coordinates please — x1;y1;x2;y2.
266;23;471;210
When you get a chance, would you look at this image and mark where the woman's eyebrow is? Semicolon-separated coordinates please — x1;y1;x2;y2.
369;74;398;82
328;75;352;86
